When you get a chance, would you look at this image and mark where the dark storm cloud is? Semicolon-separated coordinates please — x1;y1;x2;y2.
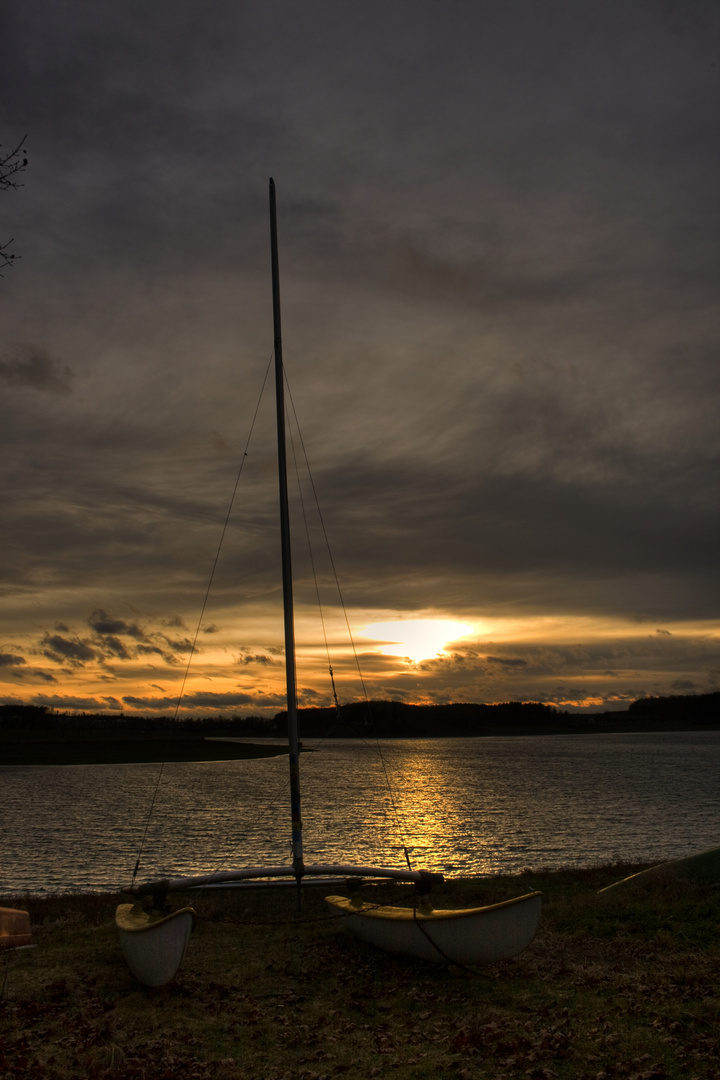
6;0;716;278
0;653;26;668
313;454;718;620
0;347;74;394
1;0;717;710
31;612;202;677
122;690;285;711
87;609;145;639
121;696;176;711
160;636;196;655
0;665;58;696
136;644;170;658
29;693;120;711
4;3;286;268
0;398;261;601
375;686;416;703
97;635;131;660
238;653;281;667
41;634;96;666
487;657;528;668
447;635;720;677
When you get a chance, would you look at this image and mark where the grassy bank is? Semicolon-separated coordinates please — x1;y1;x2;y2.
2;863;719;1079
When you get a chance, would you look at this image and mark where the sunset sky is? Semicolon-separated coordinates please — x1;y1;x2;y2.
1;1;718;717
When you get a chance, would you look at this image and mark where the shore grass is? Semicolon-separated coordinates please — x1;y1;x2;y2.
2;863;719;1079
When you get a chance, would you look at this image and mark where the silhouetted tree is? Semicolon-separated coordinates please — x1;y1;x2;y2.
1;135;28;275
629;691;719;720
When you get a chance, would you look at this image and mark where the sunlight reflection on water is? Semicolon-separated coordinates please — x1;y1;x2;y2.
2;732;718;894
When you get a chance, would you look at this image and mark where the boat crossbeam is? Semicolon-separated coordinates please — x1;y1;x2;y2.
123;863;444;896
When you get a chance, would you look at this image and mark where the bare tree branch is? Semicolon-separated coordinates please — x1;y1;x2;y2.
1;136;29;275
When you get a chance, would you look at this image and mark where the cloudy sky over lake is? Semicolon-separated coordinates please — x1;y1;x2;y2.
1;0;718;717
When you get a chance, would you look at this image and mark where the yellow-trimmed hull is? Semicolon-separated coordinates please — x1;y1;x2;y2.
326;890;542;964
115;904;196;987
0;906;33;951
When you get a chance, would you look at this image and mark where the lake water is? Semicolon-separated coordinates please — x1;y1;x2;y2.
1;732;719;895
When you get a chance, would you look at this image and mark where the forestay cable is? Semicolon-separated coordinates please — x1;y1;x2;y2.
130;354;274;888
284;375;414;870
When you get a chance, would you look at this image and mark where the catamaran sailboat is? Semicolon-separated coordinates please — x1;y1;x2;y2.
115;181;542;985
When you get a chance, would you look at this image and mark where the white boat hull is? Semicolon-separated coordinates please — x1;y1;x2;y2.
115;904;196;987
326;890;542;964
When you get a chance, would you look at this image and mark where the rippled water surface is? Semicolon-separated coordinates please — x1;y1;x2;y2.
2;732;719;894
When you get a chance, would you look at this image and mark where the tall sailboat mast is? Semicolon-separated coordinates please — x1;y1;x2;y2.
269;178;304;879
119;182;445;955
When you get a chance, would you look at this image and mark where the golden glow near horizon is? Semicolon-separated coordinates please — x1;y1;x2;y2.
1;605;717;714
360;619;475;664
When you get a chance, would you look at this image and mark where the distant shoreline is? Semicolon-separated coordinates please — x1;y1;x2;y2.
0;737;292;767
2;693;718;765
2;718;719;767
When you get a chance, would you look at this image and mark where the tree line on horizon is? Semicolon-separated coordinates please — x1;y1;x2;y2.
1;691;718;740
627;691;719;720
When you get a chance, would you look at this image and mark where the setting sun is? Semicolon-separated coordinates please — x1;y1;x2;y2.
361;619;474;664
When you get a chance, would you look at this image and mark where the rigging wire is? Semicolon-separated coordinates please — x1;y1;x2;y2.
130;353;274;888
130;357;418;889
283;375;414;871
